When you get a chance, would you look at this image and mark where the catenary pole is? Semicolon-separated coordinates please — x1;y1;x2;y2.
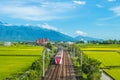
80;52;82;78
42;48;45;77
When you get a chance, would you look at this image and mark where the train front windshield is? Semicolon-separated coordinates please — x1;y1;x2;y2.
56;57;61;59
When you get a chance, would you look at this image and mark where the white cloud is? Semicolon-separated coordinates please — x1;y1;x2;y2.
107;0;116;2
0;1;75;21
0;5;62;21
60;31;72;36
96;4;104;8
110;6;120;16
99;6;120;21
3;23;13;27
73;0;86;5
75;30;87;36
25;24;31;26
41;23;58;31
99;16;117;21
96;23;105;26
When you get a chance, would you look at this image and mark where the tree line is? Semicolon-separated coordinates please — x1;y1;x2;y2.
76;39;120;44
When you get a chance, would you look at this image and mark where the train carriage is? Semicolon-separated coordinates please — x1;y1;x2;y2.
55;47;63;64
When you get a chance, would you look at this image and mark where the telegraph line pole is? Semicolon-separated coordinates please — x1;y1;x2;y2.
74;48;75;57
80;52;83;78
42;48;46;78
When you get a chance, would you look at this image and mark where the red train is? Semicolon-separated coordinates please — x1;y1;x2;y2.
55;47;63;64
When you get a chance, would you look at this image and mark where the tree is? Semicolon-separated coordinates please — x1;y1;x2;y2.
31;59;42;76
82;58;101;80
87;72;101;80
70;45;101;80
26;70;37;80
46;42;52;50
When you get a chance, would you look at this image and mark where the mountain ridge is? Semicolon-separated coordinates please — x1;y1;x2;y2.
0;22;75;42
75;35;103;42
0;21;103;42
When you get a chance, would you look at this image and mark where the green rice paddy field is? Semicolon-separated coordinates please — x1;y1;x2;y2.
0;45;43;80
78;44;120;80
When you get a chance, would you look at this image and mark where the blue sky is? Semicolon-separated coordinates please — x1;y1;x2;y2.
0;0;120;40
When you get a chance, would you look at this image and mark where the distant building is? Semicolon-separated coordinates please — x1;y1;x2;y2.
4;42;12;46
50;42;55;45
67;41;74;45
36;38;49;45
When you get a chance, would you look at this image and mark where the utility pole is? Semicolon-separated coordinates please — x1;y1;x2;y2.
80;52;83;78
42;48;46;78
74;48;75;57
71;45;72;52
71;45;73;55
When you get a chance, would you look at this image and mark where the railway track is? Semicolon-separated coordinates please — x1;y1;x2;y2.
44;49;78;80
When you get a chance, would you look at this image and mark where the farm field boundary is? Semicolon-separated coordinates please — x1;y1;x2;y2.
78;44;120;80
0;45;43;80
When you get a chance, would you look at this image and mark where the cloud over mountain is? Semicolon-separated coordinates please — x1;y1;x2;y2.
41;23;58;31
75;30;87;36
